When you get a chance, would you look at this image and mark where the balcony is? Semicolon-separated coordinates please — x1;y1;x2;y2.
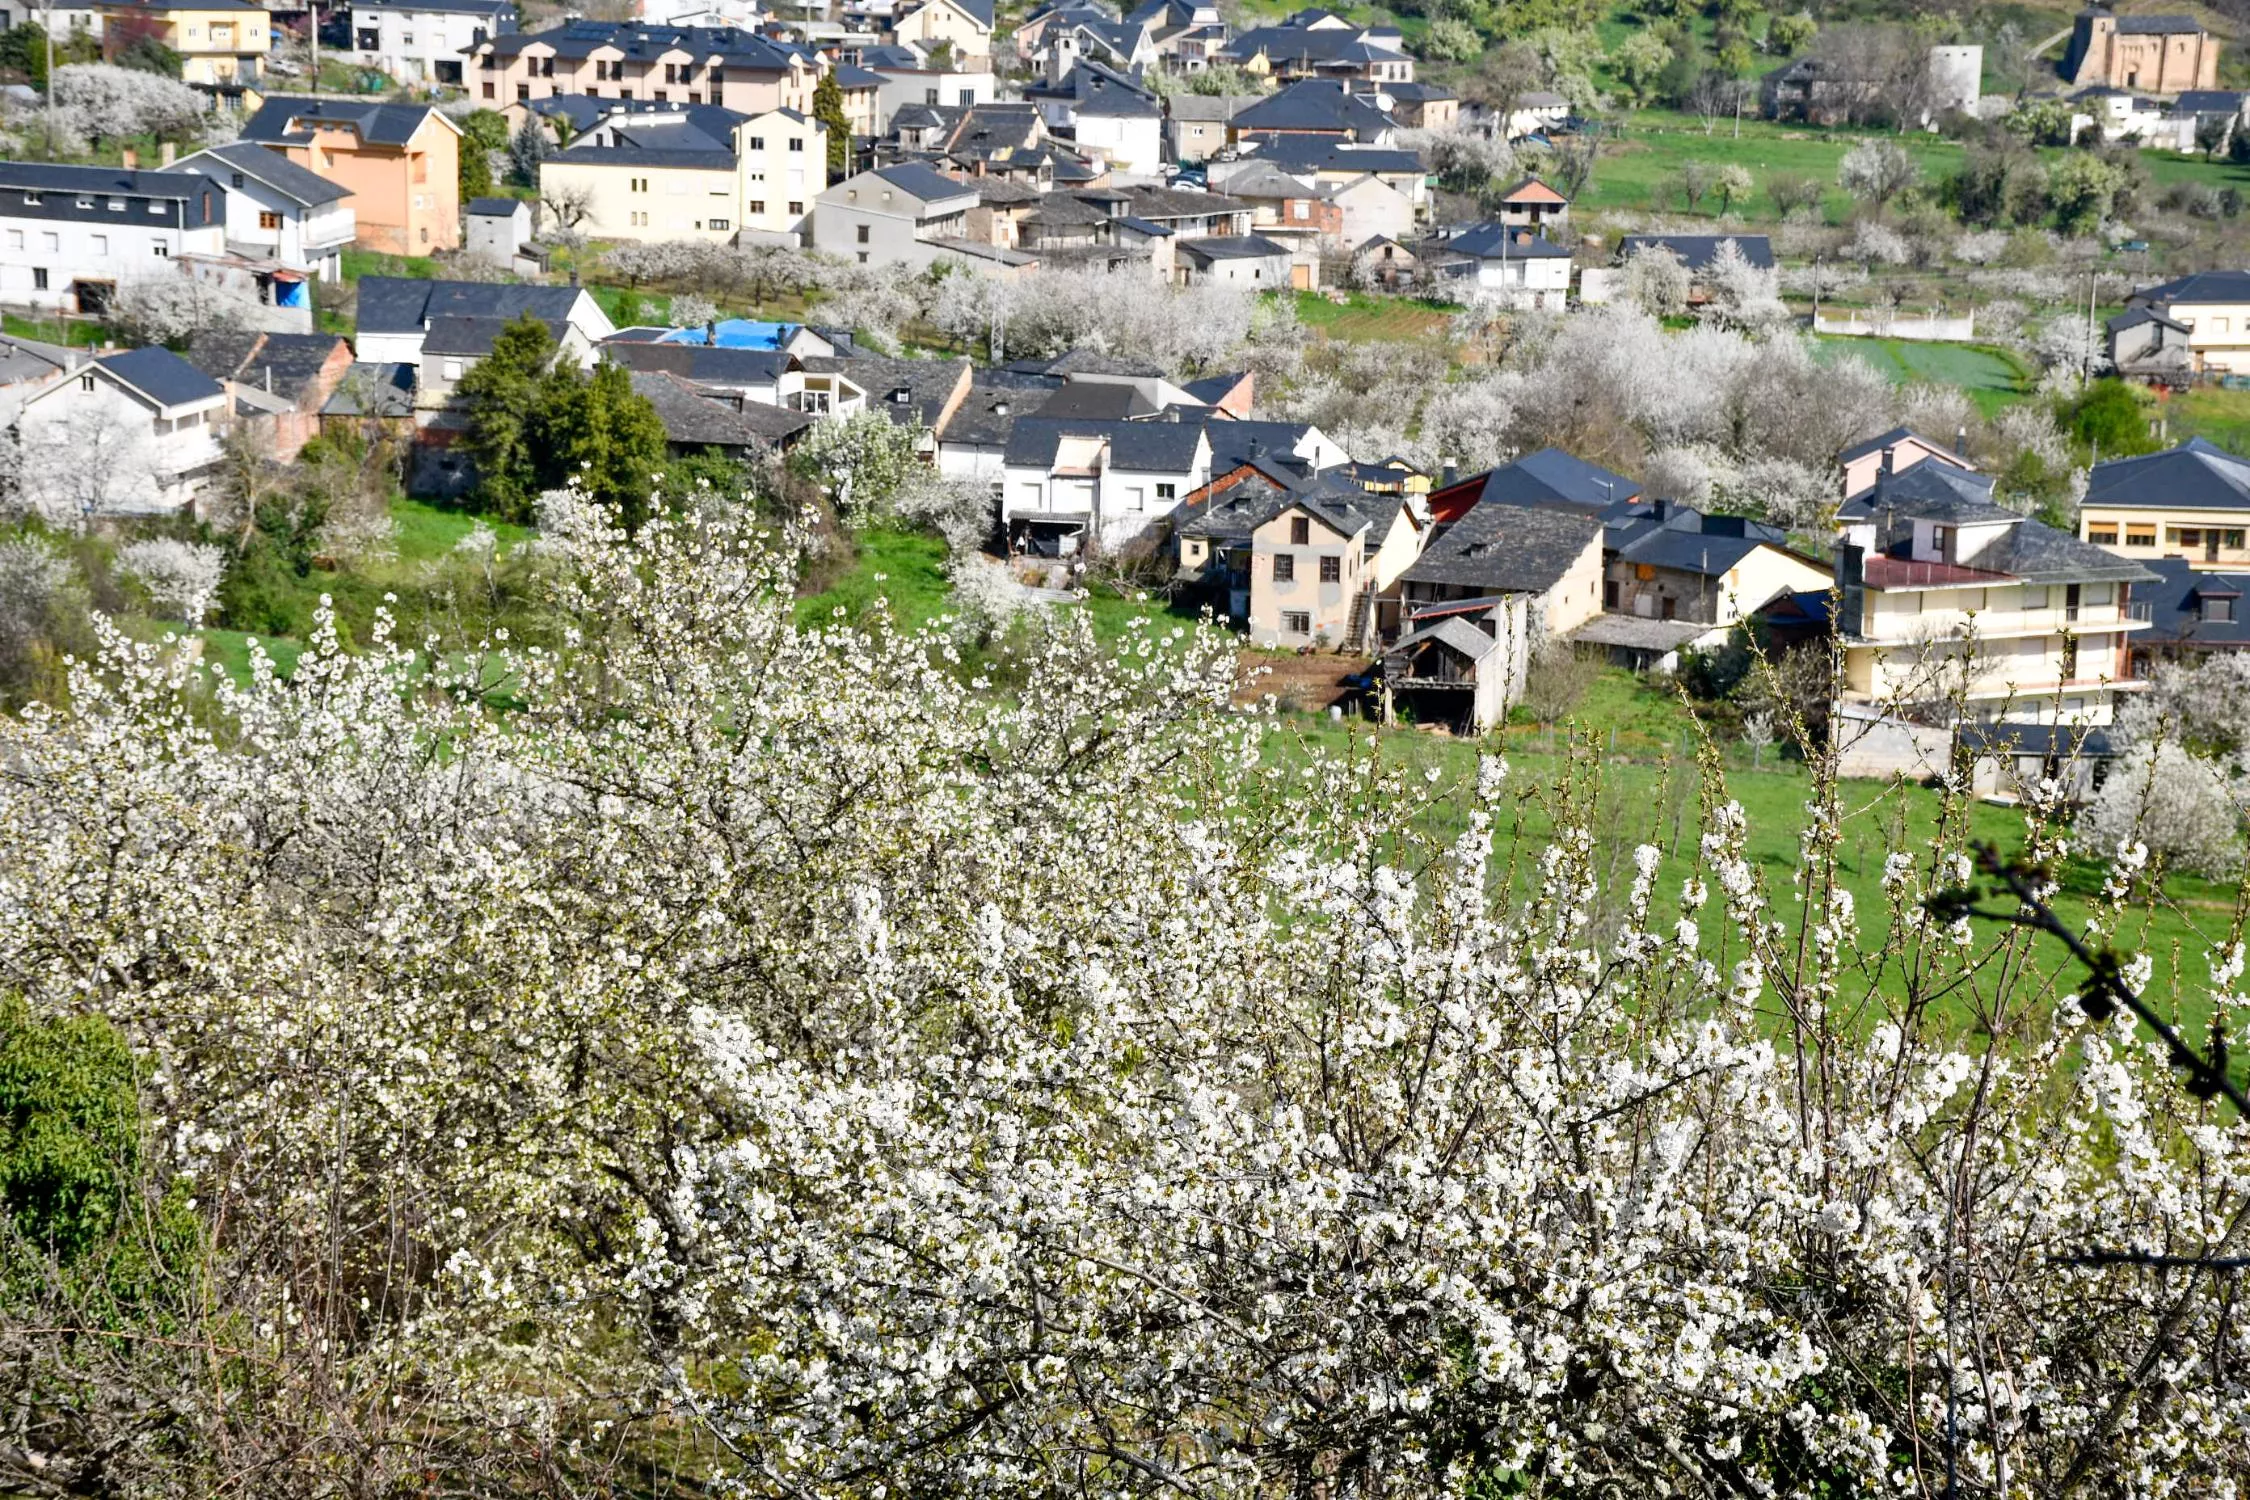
1853;606;2149;644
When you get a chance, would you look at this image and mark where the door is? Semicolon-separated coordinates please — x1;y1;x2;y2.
1290;263;1311;290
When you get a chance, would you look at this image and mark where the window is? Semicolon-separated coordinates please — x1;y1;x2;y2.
78;373;93;391
1124;485;1146;510
443;358;463;380
258;210;281;230
1289;516;1309;544
517;83;529;100
33;267;47;290
857;251;868;263
2126;525;2156;547
231;171;244;187
2204;595;2238;623
748;135;764;150
925;87;939;104
21;192;37;205
39;232;53;251
89;234;105;253
2086;524;2119;545
1155;483;1175;501
631;177;648;192
1293;200;1308;219
2020;585;2048;609
1281;611;1310;634
3;230;16;250
1603;579;1619;609
709;218;730;230
73;196;90;209
2173;527;2204;546
1272;553;1295;582
750;200;765;213
788;137;803;151
152;240;168;256
1660;596;1677;620
959;88;975;105
787;200;802;214
655;89;668;101
1319;555;1341;582
484;81;497;98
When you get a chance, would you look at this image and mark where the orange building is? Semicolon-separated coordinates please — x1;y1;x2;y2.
2063;8;2219;94
236;96;464;254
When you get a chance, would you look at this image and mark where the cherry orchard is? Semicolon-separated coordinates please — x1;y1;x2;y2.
0;503;2241;1497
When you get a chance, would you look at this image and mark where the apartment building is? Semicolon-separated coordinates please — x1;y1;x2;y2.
0;162;225;315
346;0;516;85
1835;460;2154;726
467;20;822;117
238;96;462;253
2080;436;2250;569
96;0;269;86
539;103;823;243
168;141;355;280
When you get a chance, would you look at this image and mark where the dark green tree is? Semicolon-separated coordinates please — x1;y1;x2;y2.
456;313;561;520
113;32;182;76
813;69;850;182
457;107;509;204
2058;379;2158;459
507;115;551;188
0;22;49;89
0;994;139;1263
543;360;670;533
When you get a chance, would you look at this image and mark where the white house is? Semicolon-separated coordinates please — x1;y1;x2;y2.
167;142;356;282
1435;223;1571;307
463;194;532;265
1174;234;1291;286
348;0;517;85
1001;414;1213;554
352;274;615;365
811;161;977;267
13;346;228;516
0;162;227;315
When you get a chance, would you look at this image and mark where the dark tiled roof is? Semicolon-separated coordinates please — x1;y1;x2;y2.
1247;137;1421;174
1231;79;1392;135
1035;382;1157;419
98;346;225;409
2108;305;2190;334
175;141;353;206
1477;446;1636;510
356;276;590;335
599;342;791;383
1177;233;1289;262
241;96;447;148
1008;348;1163;377
423;315;550;357
1005;414;1206;469
939;382;1051;446
868;161;974;202
2132;269;2250;305
1404;501;1601;593
2113;13;2202;33
480;20;805;70
1955;721;2117;756
1618;233;1774;271
800;354;969;426
1203;418;1318;472
1837;424;1962;465
321;360;415;418
183;330;345;401
1838;460;2011;523
2083;436;2250;513
2174;89;2245;113
467;196;526;216
629;371;805;448
1443;223;1570;259
2131;557;2250;647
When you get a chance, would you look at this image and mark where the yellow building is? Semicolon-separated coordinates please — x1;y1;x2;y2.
98;0;271;85
538;104;824;245
2080;436;2250;570
2121;272;2250;374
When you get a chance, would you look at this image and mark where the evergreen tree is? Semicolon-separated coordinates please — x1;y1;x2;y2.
457;107;509;204
455;313;559;520
543;360;670;533
813;69;850;183
507;115;551;188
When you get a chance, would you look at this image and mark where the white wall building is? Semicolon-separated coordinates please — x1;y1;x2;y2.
348;0;517;85
1000;415;1214;553
167;141;356;281
14;346;228;516
0;162;227;315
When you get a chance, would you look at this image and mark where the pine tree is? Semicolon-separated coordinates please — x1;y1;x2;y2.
455;313;559;520
813;70;850;184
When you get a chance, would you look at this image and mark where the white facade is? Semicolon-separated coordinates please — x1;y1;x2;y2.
1074;110;1161;175
1001;432;1213;551
15;363;225;515
168;151;355;279
349;0;515;85
0;207;225;314
1470;251;1570;301
871;65;994;128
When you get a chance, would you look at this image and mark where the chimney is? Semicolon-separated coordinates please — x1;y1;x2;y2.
570;268;581;287
1955;424;1968;457
1440;456;1457;486
706;317;718;344
1880;444;1895;474
264;364;272;392
122;148;138;169
1650;497;1667;520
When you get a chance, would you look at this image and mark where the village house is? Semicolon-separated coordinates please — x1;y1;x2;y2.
2107;304;2194;384
168;141;355;283
2125;557;2250;676
1491;174;1568;232
1575;500;1832;670
1615;233;1774;299
1230;78;1396;145
1499;90;1569;139
1369;79;1456;129
854;40;996;127
1002;414;1214;554
1127;0;1227;70
1426;446;1639;522
884;0;994;67
1026;59;1163;175
811;161;976;266
1838;424;1976;499
238;96;463;253
96;0;269;87
14;345;229;514
1426;222;1571;308
466;21;823;116
1217;12;1413;84
628;369;815;457
346;0;516;85
352;274;614;367
1835;459;2155;731
464;195;534;266
183;328;352;461
0;162;226;316
2063;6;2217;93
1213;138;1428;218
1164;93;1259;162
2079;436;2250;569
2123;270;2250;373
1173;233;1292;286
538;102;824;244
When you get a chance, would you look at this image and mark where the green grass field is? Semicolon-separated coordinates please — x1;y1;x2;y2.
2164;384;2250;453
1287;289;1460;341
1816;335;2032;416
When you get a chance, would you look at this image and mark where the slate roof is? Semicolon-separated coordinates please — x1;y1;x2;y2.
173;141;353;207
1955;721;2117;758
1443;223;1570;259
801;354;970;427
1403;501;1602;593
1838;460;2011;523
0;333;76;386
1204;418;1319;473
2133;270;2250;305
1846;464;2155;586
1222;22;1409;67
351;0;515;14
97;347;225;410
2131;557;2250;647
2082;436;2250;512
2108;304;2190;334
629;371;807;449
834;63;887;88
1477;447;1636;510
1058;60;1162;117
1182;371;1247;405
1035;382;1158;419
240;96;448;148
2111;12;2203;33
2175;89;2246;113
479;20;808;71
599;342;792;384
1007;348;1164;377
183;330;345;402
1247;137;1421;174
868;161;975;202
1617;233;1774;271
1231;79;1392;136
356;276;591;335
424;315;553;357
1005;414;1207;469
940;382;1052;447
321;361;415;418
467;195;526;217
1177;233;1289;263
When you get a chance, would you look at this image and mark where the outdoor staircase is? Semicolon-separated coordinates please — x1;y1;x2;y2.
1344;589;1374;653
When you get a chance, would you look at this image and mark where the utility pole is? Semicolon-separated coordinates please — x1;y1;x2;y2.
309;0;319;93
2082;268;2096;383
40;0;54;161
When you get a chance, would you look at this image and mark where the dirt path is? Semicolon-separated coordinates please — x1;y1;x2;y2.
1234;651;1374;710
